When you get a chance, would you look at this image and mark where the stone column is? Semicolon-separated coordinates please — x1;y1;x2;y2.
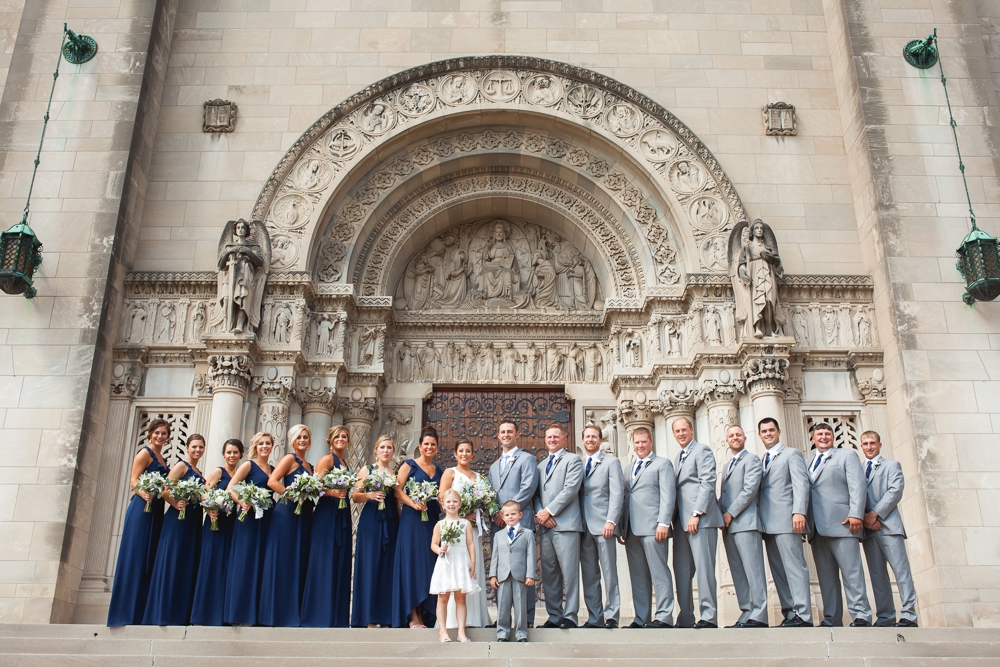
616;392;655;457
253;370;295;462
657;380;704;455
782;360;805;454
192;371;213;443
851;354;890;454
79;357;143;597
297;381;336;467
206;352;252;470
739;341;792;454
340;393;378;471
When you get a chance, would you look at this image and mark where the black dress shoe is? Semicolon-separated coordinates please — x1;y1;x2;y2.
559;619;578;629
850;618;872;627
740;620;768;628
486;622;497;628
693;620;718;629
496;637;509;642
539;620;560;628
895;619;918;628
725;622;744;628
605;619;619;629
644;620;673;629
626;621;645;628
583;622;603;629
780;615;812;628
517;638;528;642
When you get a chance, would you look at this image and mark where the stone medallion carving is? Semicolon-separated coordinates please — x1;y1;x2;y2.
251;56;748;275
699;234;729;273
395;218;602;312
270;232;299;270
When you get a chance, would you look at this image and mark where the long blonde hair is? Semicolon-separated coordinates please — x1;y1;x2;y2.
287;424;312;451
247;432;274;462
327;425;350;451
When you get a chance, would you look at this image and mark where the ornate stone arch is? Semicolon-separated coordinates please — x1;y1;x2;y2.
254;56;746;289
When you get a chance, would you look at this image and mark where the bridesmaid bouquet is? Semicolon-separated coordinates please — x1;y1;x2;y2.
322;469;359;509
404;479;439;521
168;478;206;520
361;469;397;510
458;477;500;518
200;488;234;531
439;520;464;559
233;484;275;521
133;472;167;512
283;472;324;515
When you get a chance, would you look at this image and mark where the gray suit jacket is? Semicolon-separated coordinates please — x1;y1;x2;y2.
674;441;724;529
719;450;763;533
758;444;810;535
865;457;906;538
580;453;625;536
807;447;866;540
622;455;676;537
533;449;585;533
489;448;539;529
490;526;537;581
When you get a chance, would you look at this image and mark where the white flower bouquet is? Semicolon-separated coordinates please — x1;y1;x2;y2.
404;479;439;521
133;472;168;513
168;477;206;520
362;469;398;510
282;472;324;515
233;483;274;521
201;488;235;531
322;468;359;509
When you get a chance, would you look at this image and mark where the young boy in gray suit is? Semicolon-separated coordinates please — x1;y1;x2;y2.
490;500;537;642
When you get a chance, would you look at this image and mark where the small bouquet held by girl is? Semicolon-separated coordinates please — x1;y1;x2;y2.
200;488;234;531
233;483;275;521
404;478;439;521
283;472;325;515
322;468;359;509
458;476;499;534
134;472;168;513
361;468;397;510
430;488;480;643
168;478;206;520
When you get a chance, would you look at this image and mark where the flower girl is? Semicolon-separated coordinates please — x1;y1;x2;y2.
430;488;481;642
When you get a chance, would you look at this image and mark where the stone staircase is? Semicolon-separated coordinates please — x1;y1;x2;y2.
0;624;998;666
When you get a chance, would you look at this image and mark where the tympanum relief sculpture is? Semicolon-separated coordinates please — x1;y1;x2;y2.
396;219;602;312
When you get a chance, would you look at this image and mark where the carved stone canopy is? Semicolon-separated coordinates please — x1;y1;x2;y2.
395;218;604;312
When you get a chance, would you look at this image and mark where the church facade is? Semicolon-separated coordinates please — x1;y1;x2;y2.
0;0;997;628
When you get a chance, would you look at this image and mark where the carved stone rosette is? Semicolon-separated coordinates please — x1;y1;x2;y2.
208;354;252;393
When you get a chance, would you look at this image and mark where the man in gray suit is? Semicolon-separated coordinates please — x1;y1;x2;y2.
807;422;873;627
672;417;724;628
719;425;769;628
579;424;624;628
622;426;676;628
757;417;813;627
860;430;917;627
533;423;585;628
488;418;539;623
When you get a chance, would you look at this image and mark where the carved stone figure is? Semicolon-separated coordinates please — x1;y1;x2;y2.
123;302;148;344
646;316;662;356
705;307;723;346
528;75;560;106
598;409;618;456
417;341;439;381
477;341;495;382
584;343;603;383
477;220;523;306
440;74;477;105
730;219;785;340
665;319;682;357
822;308;840;346
440;246;469;307
316;317;336;356
607;104;641;136
623;328;641;367
462;340;478;382
529;249;560;308
567;344;585;382
361;102;393;134
396;341;413;381
191;301;207;342
669;160;702;192
855;309;873;347
273;304;293;344
792;309;810;346
358;326;378;366
525;342;541;383
545;342;564;381
213;219;270;335
500;342;519;383
443;341;460;381
155;302;175;344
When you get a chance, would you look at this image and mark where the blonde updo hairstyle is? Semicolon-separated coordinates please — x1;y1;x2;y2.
287;424;312;452
247;432;274;462
372;434;396;453
326;424;350;452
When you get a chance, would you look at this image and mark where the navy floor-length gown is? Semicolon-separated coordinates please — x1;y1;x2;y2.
391;459;442;627
189;467;234;625
258;455;313;627
301;453;354;627
351;463;399;627
143;461;205;625
107;446;170;626
223;461;272;626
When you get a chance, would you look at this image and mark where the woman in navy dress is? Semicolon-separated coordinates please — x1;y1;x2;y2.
143;433;206;625
190;438;243;625
391;426;443;628
107;418;171;626
301;425;354;627
351;434;399;627
258;424;314;627
223;431;274;626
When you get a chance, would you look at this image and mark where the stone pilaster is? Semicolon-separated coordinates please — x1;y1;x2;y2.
850;352;890;454
340;393;378;471
253;371;295;461
782;358;805;454
701;374;743;463
297;380;337;466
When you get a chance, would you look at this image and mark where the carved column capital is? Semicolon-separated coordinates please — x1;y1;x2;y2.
296;385;336;414
656;380;705;417
340;396;378;424
741;356;788;396
208;354;252;393
110;369;140;399
617;398;655;435
849;352;886;404
193;373;212;398
252;374;295;401
700;376;744;406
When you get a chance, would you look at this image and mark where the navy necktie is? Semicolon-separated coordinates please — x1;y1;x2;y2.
866;460;873;480
763;451;771;470
728;456;739;474
546;454;556;475
812;454;823;472
508;526;515;540
633;460;644;480
586;457;593;476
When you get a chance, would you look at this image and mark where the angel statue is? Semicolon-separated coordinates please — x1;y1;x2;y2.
213;219;271;335
729;219;785;339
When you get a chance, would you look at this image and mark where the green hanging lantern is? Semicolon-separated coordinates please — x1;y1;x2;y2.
0;217;43;299
956;224;1000;305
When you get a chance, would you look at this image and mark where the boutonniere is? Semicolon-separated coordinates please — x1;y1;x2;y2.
873;460;882;469
592;457;603;468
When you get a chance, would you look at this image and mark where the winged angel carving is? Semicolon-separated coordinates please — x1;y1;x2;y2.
212;218;271;335
729;219;785;340
396;219;600;311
